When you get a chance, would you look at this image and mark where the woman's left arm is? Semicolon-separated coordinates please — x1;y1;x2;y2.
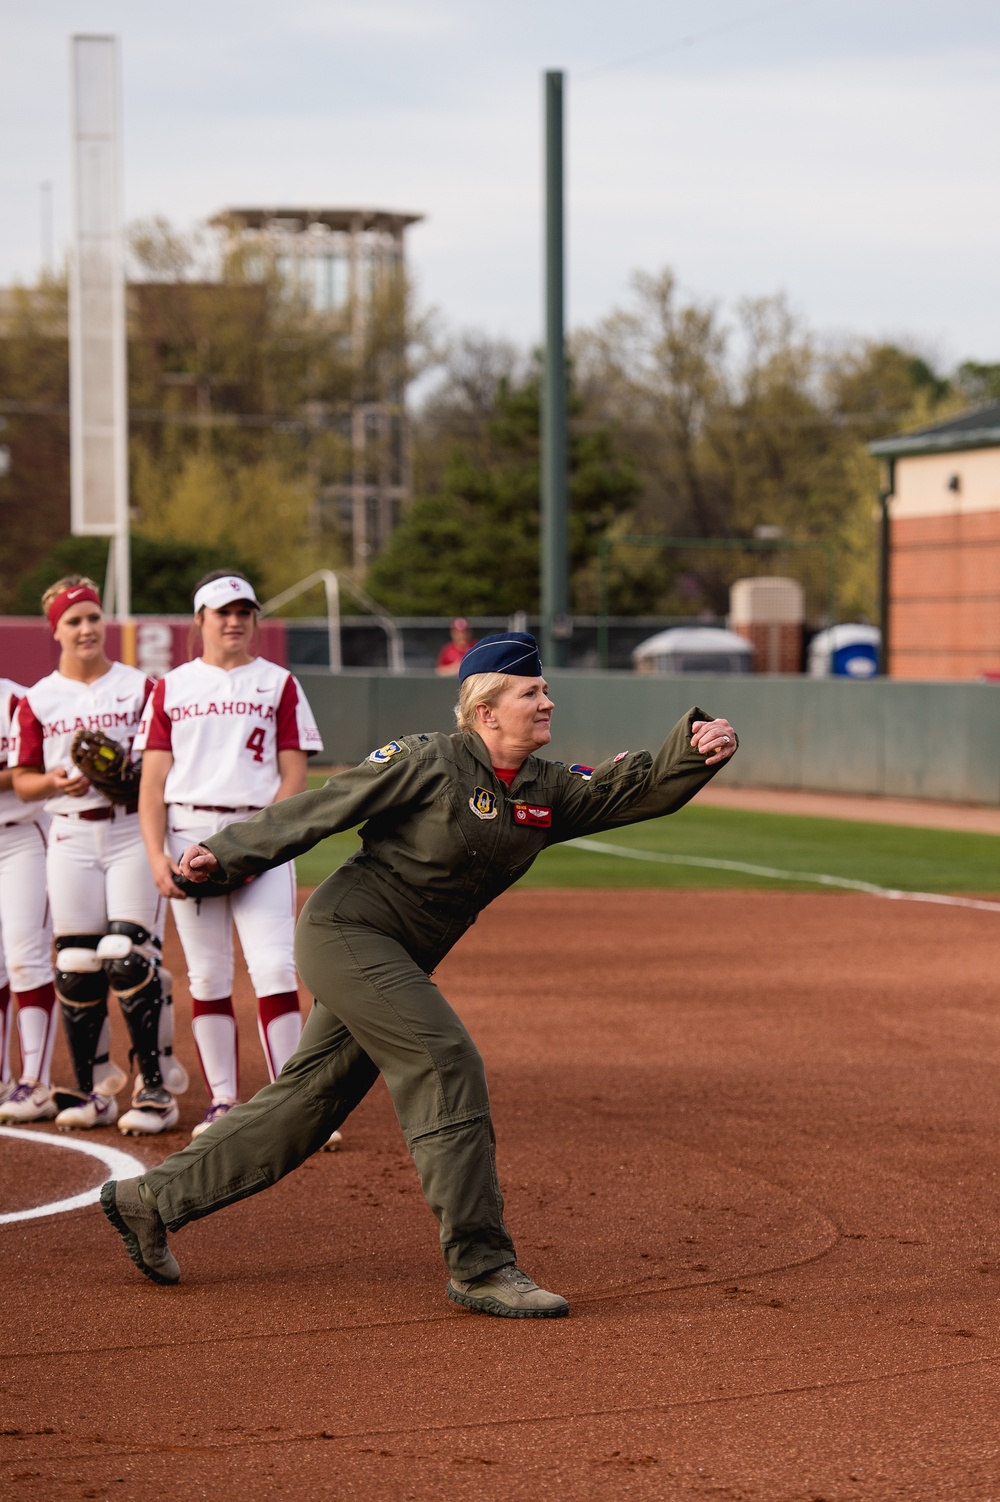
549;706;737;842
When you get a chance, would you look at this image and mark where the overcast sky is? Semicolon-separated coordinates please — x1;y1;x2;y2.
3;0;999;366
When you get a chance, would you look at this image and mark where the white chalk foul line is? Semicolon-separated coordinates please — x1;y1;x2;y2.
567;838;1000;914
0;1125;145;1225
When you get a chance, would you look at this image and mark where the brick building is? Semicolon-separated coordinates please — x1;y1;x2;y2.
870;403;1000;678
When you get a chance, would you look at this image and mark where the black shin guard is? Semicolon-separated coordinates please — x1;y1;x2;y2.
56;986;110;1094
104;923;166;1090
115;972;166;1089
55;935;111;1095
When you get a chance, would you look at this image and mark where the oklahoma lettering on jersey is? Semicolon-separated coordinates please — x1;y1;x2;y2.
133;656;323;809
0;676;35;826
11;663;153;816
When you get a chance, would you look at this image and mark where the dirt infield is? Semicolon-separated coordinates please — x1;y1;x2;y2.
3;889;1000;1500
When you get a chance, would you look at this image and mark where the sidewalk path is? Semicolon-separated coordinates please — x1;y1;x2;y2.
699;784;1000;834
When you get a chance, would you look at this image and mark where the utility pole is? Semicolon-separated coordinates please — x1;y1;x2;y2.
541;69;569;667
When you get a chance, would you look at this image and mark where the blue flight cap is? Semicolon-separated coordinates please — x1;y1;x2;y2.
458;631;543;682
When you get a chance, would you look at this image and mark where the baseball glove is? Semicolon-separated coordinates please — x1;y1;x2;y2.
171;871;253;901
70;727;141;806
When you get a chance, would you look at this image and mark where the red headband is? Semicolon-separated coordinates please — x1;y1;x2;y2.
47;585;102;633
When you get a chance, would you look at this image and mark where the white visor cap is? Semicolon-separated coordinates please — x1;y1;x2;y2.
193;576;260;614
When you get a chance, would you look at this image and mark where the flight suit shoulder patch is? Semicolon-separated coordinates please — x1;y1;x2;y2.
368;739;410;766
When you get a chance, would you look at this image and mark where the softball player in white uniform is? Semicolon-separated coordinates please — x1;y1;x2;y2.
10;577;186;1135
136;571;327;1139
0;678;58;1122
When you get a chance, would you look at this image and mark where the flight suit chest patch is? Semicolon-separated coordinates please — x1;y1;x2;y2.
469;786;498;820
512;801;552;828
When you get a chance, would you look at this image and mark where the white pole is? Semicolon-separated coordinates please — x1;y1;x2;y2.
69;35;132;650
324;572;343;673
108;38;130;633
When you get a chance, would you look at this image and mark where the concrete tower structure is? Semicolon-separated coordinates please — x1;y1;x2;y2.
214;207;422;569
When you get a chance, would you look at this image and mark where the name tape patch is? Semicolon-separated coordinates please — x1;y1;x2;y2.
513;802;552;828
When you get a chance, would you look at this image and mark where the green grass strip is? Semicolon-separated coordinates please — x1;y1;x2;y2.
565;837;1000;911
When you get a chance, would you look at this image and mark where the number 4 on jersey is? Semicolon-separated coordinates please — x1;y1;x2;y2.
245;727;266;763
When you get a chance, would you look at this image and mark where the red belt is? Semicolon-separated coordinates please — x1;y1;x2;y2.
55;802;138;821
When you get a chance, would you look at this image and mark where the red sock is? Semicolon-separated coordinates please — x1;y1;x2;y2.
257;991;302;1082
0;984;10;1083
191;996;238;1102
12;982;57;1085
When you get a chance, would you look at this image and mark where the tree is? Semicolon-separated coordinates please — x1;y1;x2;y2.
135;449;315;603
14;533;255;616
0;214;434;612
367;365;640;615
955;361;1000;406
0;275;72;610
573;270;957;622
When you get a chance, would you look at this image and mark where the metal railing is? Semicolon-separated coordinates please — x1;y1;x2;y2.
260;569;405;673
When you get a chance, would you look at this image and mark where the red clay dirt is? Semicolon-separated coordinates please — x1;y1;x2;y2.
3;888;1000;1500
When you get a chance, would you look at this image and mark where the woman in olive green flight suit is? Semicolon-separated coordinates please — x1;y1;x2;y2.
101;632;738;1319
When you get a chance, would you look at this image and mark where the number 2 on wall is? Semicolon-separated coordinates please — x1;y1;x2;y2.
245;727;266;763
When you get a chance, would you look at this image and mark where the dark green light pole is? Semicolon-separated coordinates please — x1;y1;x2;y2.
541;69;569;667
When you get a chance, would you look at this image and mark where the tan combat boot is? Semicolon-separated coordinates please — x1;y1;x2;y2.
447;1264;568;1318
100;1178;180;1285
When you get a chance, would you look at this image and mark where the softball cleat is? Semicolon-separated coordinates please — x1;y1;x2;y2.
118;1085;180;1136
0;1081;58;1123
55;1090;119;1130
190;1098;237;1137
322;1129;343;1152
135;1061;189;1098
446;1265;569;1319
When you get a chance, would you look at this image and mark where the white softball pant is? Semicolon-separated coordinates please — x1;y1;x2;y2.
0;818;56;1085
0;819;53;991
47;811;164;938
165;806;298;1000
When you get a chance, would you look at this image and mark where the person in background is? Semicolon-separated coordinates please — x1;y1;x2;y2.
8;576;185;1135
434;618;476;676
134;570;332;1141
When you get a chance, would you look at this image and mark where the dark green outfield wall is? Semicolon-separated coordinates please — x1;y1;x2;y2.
297;670;1000;806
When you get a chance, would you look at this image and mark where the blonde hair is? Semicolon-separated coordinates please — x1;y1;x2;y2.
455;671;514;734
41;575;101;617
